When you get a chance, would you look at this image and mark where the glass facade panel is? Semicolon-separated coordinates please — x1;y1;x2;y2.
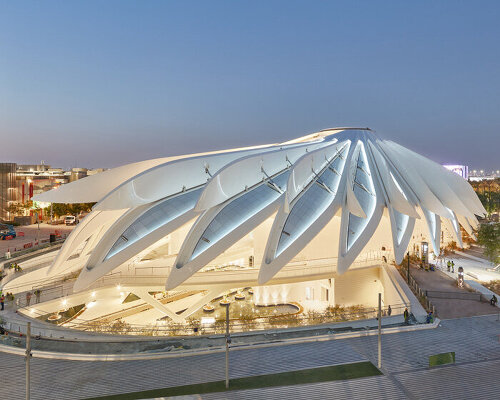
393;209;409;244
105;188;202;260
275;145;348;256
190;171;289;261
347;144;376;250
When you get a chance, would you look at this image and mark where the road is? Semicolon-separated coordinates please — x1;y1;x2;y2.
0;223;74;255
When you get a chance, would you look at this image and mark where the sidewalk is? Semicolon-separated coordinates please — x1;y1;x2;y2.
409;266;498;318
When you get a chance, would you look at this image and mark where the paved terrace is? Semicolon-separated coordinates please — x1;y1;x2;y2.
0;315;499;399
409;267;499;318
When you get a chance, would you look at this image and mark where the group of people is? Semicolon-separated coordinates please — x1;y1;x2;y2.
0;262;22;282
0;289;41;310
446;260;455;273
8;262;22;272
0;291;15;311
25;290;41;306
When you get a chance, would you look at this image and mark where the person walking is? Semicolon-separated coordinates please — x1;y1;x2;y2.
403;307;409;324
426;311;434;323
451;261;455;273
491;294;498;306
387;305;392;316
34;289;41;304
26;291;32;306
0;293;5;311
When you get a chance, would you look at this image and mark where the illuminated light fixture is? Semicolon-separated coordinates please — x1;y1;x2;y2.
87;300;97;308
91;291;96;298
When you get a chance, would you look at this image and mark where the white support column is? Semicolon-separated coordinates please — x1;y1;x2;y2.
178;286;228;319
133;288;185;323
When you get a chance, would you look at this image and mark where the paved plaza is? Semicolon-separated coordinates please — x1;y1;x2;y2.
0;223;73;255
409;267;499;318
0;315;499;399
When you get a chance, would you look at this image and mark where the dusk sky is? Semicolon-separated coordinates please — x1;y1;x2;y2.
1;1;499;170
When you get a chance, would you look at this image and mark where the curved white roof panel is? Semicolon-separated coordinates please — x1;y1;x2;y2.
35;127;485;291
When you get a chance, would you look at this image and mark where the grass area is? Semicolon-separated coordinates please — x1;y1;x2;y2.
429;351;455;367
85;361;381;400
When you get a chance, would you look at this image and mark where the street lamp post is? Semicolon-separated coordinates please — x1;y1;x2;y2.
225;303;231;389
377;293;382;369
26;322;31;400
407;251;410;284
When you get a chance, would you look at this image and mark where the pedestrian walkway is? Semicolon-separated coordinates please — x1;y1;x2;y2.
433;249;499;282
0;315;499;399
409;267;497;318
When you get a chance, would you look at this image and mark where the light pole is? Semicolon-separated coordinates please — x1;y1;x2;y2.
377;293;382;369
407;251;410;284
26;322;31;400
225;303;231;389
35;212;40;246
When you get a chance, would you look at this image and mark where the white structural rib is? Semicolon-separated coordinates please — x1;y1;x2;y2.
47;209;126;276
446;210;464;249
73;188;202;291
457;214;476;240
93;143;306;211
384;141;479;221
337;139;384;275
388;207;416;264
368;141;419;219
195;140;331;211
377;141;453;220
167;171;289;290
285;141;348;207
32;158;175;204
39;127;487;295
421;207;442;256
258;141;350;284
367;140;417;264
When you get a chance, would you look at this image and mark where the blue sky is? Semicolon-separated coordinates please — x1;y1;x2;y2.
1;1;499;169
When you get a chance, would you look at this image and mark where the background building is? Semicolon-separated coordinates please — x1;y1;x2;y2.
0;163;17;222
0;162;105;222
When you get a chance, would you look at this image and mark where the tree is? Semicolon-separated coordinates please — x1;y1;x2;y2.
6;203;25;216
477;223;500;265
50;203;95;218
471;178;500;216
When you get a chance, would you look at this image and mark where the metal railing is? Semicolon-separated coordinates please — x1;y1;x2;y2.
425;290;483;301
399;266;437;316
1;236;67;264
10;302;411;337
3;251;394;317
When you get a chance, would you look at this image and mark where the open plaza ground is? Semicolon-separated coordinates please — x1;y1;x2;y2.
0;315;499;399
0;224;74;255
